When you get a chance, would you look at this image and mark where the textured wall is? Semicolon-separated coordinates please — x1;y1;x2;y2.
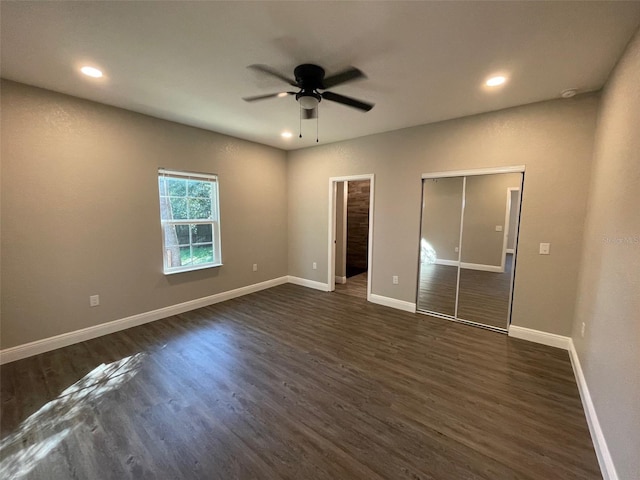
572;28;640;480
421;177;464;262
346;180;370;272
422;173;521;267
288;94;598;335
1;81;288;349
461;173;522;267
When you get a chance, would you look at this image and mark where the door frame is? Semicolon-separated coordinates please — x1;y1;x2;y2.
328;174;375;300
502;187;521;264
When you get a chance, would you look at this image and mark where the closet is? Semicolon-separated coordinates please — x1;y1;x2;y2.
417;169;523;331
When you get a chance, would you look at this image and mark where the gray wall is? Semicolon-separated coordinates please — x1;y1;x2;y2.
421;173;521;267
421;177;463;262
461;173;522;267
572;29;640;480
288;95;598;335
1;80;288;349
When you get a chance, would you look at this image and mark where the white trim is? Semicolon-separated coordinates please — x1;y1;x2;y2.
503;187;520;262
328;174;375;301
0;276;288;365
369;294;416;313
335;276;347;284
460;262;503;273
336;183;348;283
287;276;330;292
568;340;618;480
430;259;503;272
158;168;218;180
507;325;571;350
501;325;616;480
434;258;459;267
421;165;525;179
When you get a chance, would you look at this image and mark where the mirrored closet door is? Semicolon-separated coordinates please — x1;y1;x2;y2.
417;170;523;331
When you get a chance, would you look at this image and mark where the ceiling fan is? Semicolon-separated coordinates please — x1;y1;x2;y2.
243;63;374;120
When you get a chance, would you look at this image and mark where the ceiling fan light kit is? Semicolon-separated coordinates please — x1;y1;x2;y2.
243;63;374;142
298;94;320;110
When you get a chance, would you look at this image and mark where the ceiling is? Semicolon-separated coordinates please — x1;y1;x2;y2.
2;2;640;151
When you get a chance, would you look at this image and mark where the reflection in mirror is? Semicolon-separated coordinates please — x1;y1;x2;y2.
417;177;464;316
457;173;522;329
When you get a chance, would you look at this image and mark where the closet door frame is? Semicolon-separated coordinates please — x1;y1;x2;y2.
418;165;525;332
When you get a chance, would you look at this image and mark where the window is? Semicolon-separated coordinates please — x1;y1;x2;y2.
158;169;222;274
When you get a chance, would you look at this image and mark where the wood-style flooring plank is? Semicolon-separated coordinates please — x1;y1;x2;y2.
1;284;600;479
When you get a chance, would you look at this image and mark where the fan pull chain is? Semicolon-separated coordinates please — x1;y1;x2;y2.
316;105;319;143
299;104;303;138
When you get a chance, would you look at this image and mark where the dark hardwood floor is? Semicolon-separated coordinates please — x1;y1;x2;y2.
418;255;514;329
417;264;458;316
1;284;600;479
334;272;367;299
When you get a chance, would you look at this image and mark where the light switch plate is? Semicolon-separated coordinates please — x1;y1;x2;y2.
539;243;550;255
495;225;503;232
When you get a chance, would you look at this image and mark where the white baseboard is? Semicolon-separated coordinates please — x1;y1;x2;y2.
287;276;330;292
434;258;459;267
431;259;503;273
508;325;571;350
0;276;289;365
335;275;346;284
369;294;416;313
569;340;618;480
483;324;615;480
461;262;503;273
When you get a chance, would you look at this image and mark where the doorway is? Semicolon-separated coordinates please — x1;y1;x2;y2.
417;167;524;331
328;175;374;300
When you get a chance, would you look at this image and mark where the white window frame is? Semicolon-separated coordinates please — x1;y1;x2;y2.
158;168;222;274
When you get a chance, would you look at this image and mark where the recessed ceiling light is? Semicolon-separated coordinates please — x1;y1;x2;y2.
485;75;507;87
281;131;293;138
277;92;289;98
80;66;103;78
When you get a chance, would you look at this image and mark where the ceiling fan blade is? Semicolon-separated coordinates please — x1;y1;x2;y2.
243;92;295;102
302;107;317;119
321;67;366;89
248;64;297;87
321;91;374;112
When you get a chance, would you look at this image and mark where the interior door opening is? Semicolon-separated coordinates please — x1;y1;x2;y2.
328;175;374;301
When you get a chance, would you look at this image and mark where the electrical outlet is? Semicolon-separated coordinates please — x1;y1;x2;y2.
539;243;550;255
454;246;459;253
581;322;586;337
495;225;503;232
392;275;399;285
89;295;100;307
312;262;317;270
252;263;258;272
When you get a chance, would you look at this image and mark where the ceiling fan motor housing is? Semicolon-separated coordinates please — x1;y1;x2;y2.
294;64;326;89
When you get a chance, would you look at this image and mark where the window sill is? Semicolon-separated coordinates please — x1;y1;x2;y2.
163;262;223;275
